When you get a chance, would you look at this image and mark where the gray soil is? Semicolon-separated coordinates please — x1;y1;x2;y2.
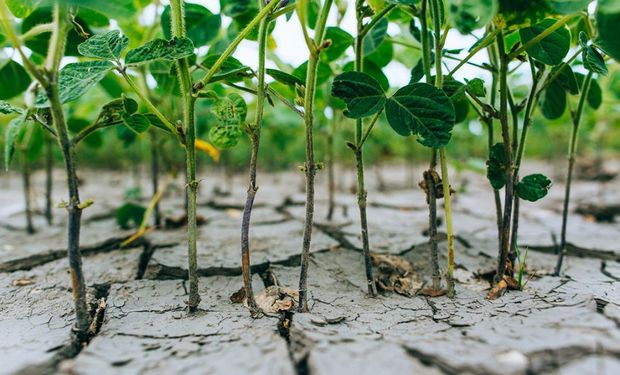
0;162;619;375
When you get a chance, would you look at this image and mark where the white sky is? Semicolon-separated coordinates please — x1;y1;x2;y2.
158;0;488;87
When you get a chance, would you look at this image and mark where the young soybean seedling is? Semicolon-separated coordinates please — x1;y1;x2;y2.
296;0;335;313
554;31;609;274
0;3;111;340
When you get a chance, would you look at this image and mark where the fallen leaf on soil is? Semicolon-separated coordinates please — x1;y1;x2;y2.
418;288;447;297
164;214;207;229
254;286;299;313
419;170;455;201
230;287;246;304
12;278;34;286
487;275;520;300
371;253;423;297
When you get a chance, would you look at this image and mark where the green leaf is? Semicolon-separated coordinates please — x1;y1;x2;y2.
550;63;579;95
145;114;172;134
465;78;486;97
366;41;394;68
322;27;354;62
4;112;28;171
331;72;387;119
208;125;243;149
448;0;498;34
125;37;195;66
35;61;114;107
266;69;305;87
364;18;388;56
212;93;247;126
549;0;591;14
516;174;552;202
22;7;92;56
6;0;41;18
208;93;247;148
161;3;221;47
582;46;608;76
442;78;470;123
116;202;146;229
519;18;571;65
486;143;507;190
201;55;251;83
539;80;567;119
498;0;552;27
0;60;32;100
409;60;425;84
0;101;25;115
576;73;602;109
293;61;333;86
596;0;620;61
62;0;138;19
385;83;456;147
122;113;150;133
78;30;128;60
220;0;255;18
342;60;390;91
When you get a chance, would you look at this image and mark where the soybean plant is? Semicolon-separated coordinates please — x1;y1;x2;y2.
1;3;93;339
296;0;335;313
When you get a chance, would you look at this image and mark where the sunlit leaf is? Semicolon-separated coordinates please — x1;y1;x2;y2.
4;112;28;171
448;0;498;34
486;143;507;190
78;30;128;60
161;3;221;47
35;61;115;107
516;174;552;201
519;18;571;65
125;37;195;66
0;60;32;100
385;83;456;147
331;71;387;119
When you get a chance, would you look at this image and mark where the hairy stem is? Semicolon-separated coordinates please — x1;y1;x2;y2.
171;0;201;312
326;111;336;221
555;71;593;275
353;1;379;297
194;0;281;90
298;0;334;313
494;31;514;283
150;132;161;227
241;0;271;317
430;0;455;296
509;60;542;261
420;0;441;291
43;5;90;340
45;134;53;226
21;150;35;234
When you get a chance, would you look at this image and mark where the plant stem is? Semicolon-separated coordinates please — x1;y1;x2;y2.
555;71;593;275
439;148;454;295
45;134;53;226
298;0;334;313
45;5;90;340
430;0;455;296
353;1;378;298
509;60;542;260
326;111;336;221
241;0;271;317
150;132;161;227
420;0;441;291
21;150;35;234
494;31;514;284
486;32;503;245
447;28;500;78
508;14;574;61
170;0;201;312
194;0;281;90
